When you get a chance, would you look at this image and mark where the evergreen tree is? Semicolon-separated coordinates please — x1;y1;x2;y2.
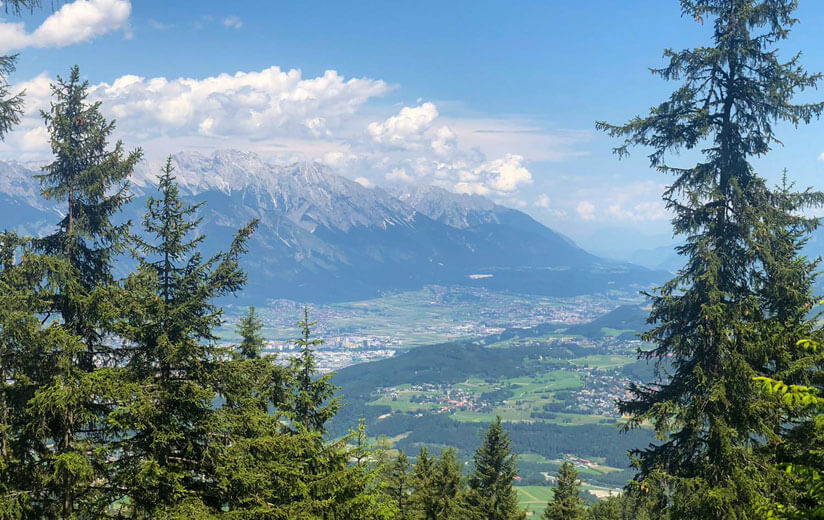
0;65;142;518
410;447;463;520
596;2;823;517
543;463;585;520
314;419;395;520
237;306;265;359
0;1;42;139
384;451;413;520
116;157;257;516
585;492;658;520
0;232;65;517
755;323;824;519
463;417;524;520
291;307;339;433
586;495;621;520
0;56;23;140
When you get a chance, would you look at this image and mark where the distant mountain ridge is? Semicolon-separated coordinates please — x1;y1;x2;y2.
0;150;664;302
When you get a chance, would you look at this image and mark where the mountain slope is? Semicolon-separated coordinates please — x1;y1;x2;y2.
0;150;664;302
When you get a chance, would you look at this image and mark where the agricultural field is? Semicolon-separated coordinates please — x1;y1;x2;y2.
366;358;631;427
516;486;555;517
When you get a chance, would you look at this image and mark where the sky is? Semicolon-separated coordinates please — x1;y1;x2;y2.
2;0;824;255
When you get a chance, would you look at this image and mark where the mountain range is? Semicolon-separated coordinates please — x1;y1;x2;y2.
0;150;665;302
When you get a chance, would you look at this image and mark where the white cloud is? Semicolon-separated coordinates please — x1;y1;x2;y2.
535;193;551;208
354;176;373;188
561;180;670;224
0;0;131;54
480;154;532;192
386;167;414;184
94;67;388;139
368;102;438;148
0;66;391;159
364;103;539;196
818;152;824;161
576;200;596;221
430;125;457;157
222;15;242;29
454;181;490;196
0;68;576;207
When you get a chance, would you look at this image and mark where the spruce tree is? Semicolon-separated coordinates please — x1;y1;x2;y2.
5;65;141;518
543;462;585;520
596;2;823;517
291;307;339;433
0;232;63;517
410;447;463;520
0;56;23;140
315;419;395;520
0;1;43;139
237;306;265;359
117;157;257;516
384;451;413;520
463;417;524;520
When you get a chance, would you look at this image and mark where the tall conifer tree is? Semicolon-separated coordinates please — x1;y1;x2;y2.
291;308;339;433
237;306;265;359
384;451;413;520
11;65;141;518
597;1;823;517
543;462;585;520
463;417;524;520
410;447;463;520
117;157;256;516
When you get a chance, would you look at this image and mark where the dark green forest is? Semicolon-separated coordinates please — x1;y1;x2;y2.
0;0;823;518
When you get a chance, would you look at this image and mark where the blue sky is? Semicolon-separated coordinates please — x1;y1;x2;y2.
3;0;824;254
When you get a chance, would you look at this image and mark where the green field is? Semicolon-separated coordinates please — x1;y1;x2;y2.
569;354;636;369
516;486;553;516
366;362;610;426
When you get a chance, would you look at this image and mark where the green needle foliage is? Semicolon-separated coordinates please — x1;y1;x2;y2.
463;416;524;520
117;156;257;516
543;462;585;520
0;1;44;140
0;55;24;140
383;450;413;520
597;1;823;517
30;65;139;518
291;308;339;433
756;330;824;519
410;447;463;520
237;306;265;359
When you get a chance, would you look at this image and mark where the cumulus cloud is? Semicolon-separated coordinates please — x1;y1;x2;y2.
0;0;131;54
386;167;414;184
1;67;581;208
368;102;439;148
354;177;373;188
576;201;596;221
819;152;824;161
0;66;391;159
454;181;490;196
222;15;242;29
480;154;532;192
430;125;457;157
364;103;539;197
